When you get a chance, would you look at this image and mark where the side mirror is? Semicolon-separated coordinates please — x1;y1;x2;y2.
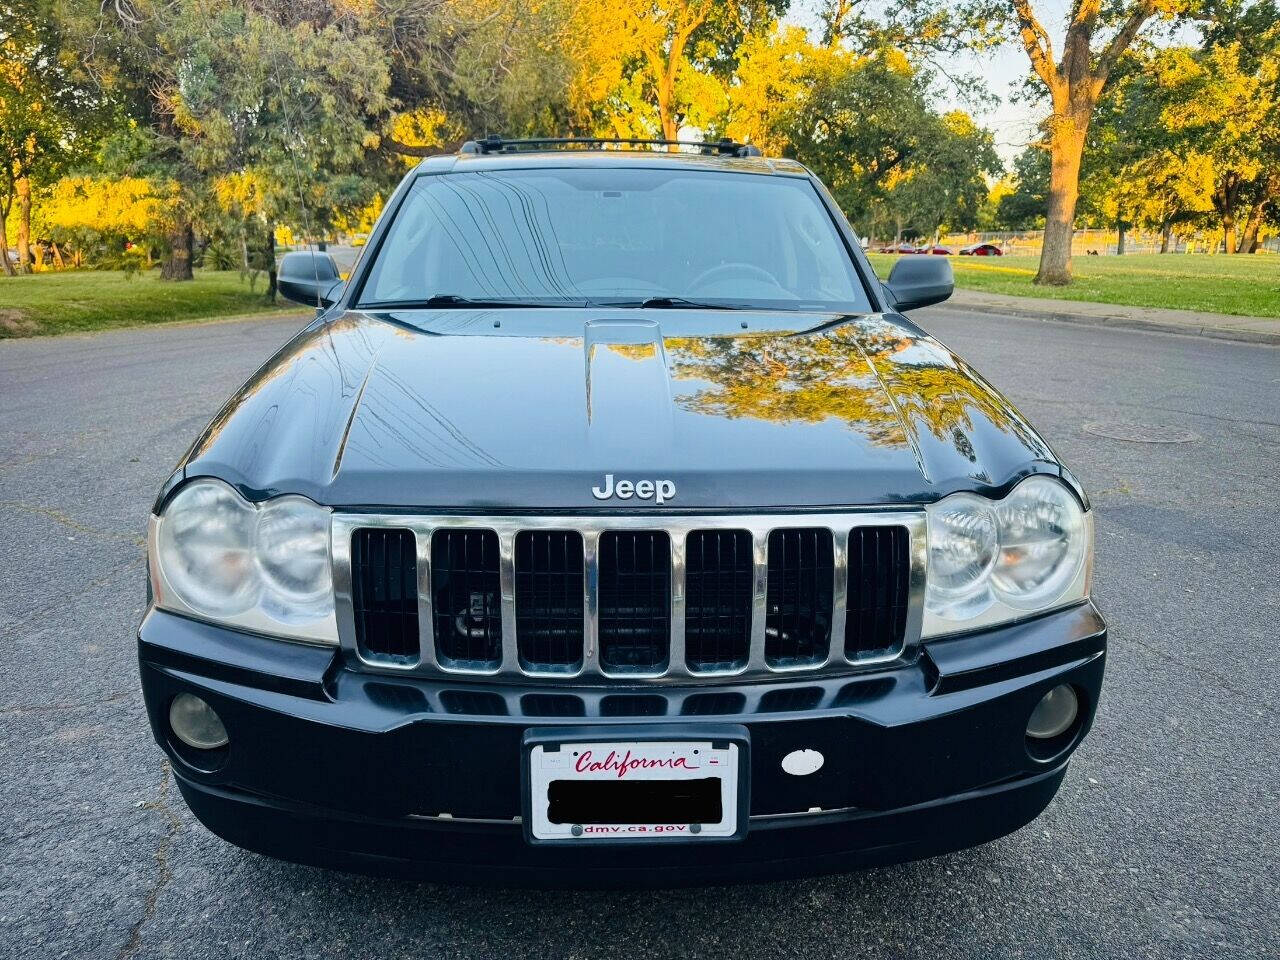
278;251;345;309
884;256;953;312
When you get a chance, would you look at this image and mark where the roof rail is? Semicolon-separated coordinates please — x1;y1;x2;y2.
457;136;763;158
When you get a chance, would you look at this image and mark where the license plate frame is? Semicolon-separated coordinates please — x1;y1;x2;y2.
521;724;750;845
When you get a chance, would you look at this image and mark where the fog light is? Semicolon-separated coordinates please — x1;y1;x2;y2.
1026;685;1078;740
169;693;229;750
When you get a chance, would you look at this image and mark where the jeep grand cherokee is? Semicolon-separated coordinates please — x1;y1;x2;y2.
139;137;1105;885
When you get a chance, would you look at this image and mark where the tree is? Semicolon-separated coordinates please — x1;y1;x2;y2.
1150;41;1279;251
725;23;1002;239
0;0;107;274
772;48;943;218
975;0;1186;282
65;0;394;280
567;1;786;143
1080;50;1215;251
882;111;1001;240
1199;0;1280;251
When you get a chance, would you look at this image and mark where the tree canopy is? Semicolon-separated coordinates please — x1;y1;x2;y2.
4;0;1276;284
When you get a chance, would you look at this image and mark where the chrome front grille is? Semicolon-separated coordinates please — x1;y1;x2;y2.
332;512;926;684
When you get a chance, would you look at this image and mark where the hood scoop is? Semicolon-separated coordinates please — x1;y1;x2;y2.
583;319;674;451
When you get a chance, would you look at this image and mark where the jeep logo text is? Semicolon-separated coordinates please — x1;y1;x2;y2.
591;474;676;504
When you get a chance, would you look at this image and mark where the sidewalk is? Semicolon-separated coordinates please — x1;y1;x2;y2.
945;288;1280;345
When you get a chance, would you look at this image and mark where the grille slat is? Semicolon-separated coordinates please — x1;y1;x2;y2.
845;525;910;658
765;528;834;667
351;528;420;661
515;531;584;669
598;531;671;671
685;529;752;672
432;529;502;668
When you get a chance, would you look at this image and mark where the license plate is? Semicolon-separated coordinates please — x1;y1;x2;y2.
527;739;741;841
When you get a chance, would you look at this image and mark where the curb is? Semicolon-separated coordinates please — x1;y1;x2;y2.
941;293;1280;346
0;308;311;344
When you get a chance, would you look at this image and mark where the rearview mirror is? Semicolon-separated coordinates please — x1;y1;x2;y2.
278;251;345;309
884;256;953;312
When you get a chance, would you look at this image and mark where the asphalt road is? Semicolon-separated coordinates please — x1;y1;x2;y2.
2;308;1277;959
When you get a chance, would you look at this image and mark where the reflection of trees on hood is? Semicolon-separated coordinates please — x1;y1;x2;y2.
665;321;1047;462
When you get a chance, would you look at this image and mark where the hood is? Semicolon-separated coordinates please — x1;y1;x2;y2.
178;308;1058;510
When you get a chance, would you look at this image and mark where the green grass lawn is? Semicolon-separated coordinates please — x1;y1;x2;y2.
0;269;304;338
866;253;1280;319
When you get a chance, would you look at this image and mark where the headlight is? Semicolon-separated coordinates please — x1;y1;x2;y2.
990;476;1086;608
923;476;1091;637
150;479;337;644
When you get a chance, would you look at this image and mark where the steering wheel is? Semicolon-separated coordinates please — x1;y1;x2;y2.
687;261;780;293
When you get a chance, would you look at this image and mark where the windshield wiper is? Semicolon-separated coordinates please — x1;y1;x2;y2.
606;296;743;310
364;294;584;309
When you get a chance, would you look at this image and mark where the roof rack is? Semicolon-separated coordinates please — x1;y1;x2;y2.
458;136;763;158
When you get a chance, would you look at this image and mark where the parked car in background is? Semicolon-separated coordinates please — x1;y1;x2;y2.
877;242;919;254
960;243;1004;256
915;245;953;256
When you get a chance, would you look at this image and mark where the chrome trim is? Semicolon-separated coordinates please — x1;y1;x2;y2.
830;528;850;666
333;510;927;686
405;809;858;825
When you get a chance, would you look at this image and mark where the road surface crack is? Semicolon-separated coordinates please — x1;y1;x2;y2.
116;762;180;960
0;689;132;716
0;499;146;547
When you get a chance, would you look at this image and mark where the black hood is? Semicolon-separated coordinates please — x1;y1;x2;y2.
177;308;1060;510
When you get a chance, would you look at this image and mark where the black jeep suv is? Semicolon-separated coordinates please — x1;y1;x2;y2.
139;137;1104;885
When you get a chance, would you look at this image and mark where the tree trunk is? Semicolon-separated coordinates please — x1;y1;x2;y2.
656;70;678;142
1160;223;1172;253
51;242;65;269
1239;202;1265;254
1116;218;1126;256
1035;120;1087;285
161;221;195;280
265;221;277;303
15;177;32;274
1222;210;1236;254
0;207;14;277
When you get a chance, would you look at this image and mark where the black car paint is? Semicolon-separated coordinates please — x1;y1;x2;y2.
140;148;1104;884
139;601;1104;884
173;306;1066;512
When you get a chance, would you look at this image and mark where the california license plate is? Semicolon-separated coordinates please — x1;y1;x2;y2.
526;737;742;842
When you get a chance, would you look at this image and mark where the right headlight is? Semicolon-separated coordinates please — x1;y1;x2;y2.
923;475;1092;637
149;478;337;645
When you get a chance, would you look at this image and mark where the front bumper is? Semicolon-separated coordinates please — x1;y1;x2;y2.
138;602;1106;886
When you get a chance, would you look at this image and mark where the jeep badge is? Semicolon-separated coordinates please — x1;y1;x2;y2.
591;474;676;504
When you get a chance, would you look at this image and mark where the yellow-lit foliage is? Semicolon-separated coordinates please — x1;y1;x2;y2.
333;195;385;235
213;171;266;217
724;26;816;154
41;176;179;234
386;108;463;167
664;321;1042;455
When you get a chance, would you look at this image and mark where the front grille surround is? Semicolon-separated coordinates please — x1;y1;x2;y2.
332;512;926;684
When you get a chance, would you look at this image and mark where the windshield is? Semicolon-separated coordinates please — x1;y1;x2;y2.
358;167;872;312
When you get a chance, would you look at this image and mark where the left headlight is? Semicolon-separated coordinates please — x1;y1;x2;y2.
149;478;337;645
922;475;1092;638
